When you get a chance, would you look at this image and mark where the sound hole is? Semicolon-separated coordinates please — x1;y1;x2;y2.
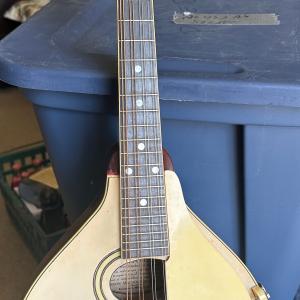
110;259;166;300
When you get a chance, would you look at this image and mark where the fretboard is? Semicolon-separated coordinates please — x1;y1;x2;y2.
117;0;169;259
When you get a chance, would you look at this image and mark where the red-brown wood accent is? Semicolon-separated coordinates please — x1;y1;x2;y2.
162;148;174;171
107;149;119;175
107;148;174;175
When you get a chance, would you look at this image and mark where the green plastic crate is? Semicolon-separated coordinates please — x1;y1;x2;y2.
0;143;66;261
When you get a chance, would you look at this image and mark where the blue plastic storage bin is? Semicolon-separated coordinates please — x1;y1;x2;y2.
1;0;300;299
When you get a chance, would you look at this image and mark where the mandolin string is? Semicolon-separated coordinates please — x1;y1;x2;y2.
136;0;145;298
150;12;159;300
135;1;154;298
149;0;168;297
147;1;159;299
127;6;132;300
128;0;135;298
118;0;128;298
130;0;142;298
142;1;157;298
118;0;129;297
129;0;143;298
141;1;157;299
138;0;153;298
118;0;125;297
117;0;125;293
124;2;132;299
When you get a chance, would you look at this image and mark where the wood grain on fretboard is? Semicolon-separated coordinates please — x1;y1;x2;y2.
117;0;169;259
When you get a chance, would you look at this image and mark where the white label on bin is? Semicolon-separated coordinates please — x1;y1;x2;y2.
173;13;280;26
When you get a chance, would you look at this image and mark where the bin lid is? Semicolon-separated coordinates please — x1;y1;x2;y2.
1;0;300;107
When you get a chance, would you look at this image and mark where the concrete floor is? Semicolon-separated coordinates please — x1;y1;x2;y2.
0;88;41;300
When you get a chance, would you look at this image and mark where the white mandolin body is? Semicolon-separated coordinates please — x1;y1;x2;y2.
24;170;264;300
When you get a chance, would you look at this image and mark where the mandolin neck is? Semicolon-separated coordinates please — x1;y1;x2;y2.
117;0;169;259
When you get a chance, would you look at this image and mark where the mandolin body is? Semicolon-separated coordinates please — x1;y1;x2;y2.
24;168;262;300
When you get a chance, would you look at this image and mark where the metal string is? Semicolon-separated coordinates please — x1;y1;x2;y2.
142;2;157;299
117;0;130;297
136;1;146;298
119;0;142;298
129;0;143;298
127;0;136;298
146;1;164;298
138;1;156;299
148;0;168;298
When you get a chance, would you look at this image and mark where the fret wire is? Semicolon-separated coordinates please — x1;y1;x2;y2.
119;39;155;42
120;174;164;178
119;76;158;80
122;223;168;228
121;199;165;203
122;162;163;167
123;214;167;219
120;178;164;183
120;82;158;87
122;231;168;236
120;148;163;152
120;125;161;129
120;151;161;155
121;202;166;204
120;109;159;112
121;207;166;212
122;196;165;200
123;238;168;244
122;246;168;251
121;185;164;189
119;154;162;160
121;207;166;211
121;199;166;204
120;93;158;96
120;58;156;61
119;132;163;138
118;19;154;22
119;123;161;127
120;138;160;141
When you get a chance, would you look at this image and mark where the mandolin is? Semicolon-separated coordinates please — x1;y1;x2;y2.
24;0;269;299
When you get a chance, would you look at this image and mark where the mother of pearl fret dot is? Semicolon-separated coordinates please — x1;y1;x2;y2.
136;99;143;107
135;65;142;73
152;166;160;174
138;143;145;151
125;167;133;175
140;199;148;207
